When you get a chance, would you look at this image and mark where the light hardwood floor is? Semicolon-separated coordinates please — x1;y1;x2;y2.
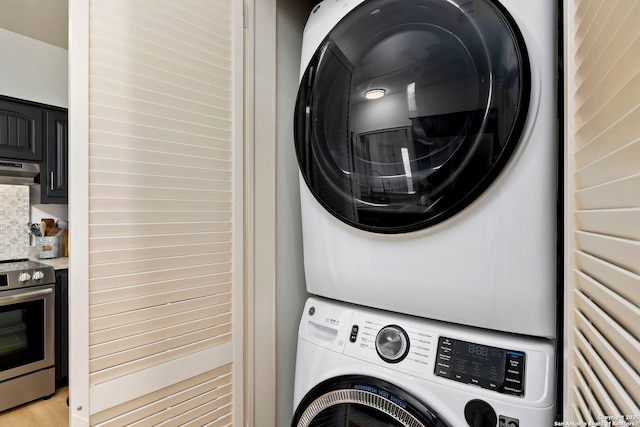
0;386;69;426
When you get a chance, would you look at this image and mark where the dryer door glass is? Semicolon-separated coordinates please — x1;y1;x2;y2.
292;376;448;427
295;0;530;233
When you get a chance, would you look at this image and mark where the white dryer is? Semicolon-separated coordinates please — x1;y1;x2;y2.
292;297;556;426
294;0;558;337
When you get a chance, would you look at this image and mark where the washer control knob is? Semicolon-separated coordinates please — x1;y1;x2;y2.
32;270;45;280
375;325;409;363
18;272;31;282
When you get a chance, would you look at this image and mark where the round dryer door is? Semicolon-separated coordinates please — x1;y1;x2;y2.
292;375;450;427
295;0;530;233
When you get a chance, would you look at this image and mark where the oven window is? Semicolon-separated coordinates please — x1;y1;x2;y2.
0;300;45;371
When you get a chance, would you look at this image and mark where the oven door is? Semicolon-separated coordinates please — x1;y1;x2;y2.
0;284;54;382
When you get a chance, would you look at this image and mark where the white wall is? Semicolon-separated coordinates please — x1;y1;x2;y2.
0;28;69;223
0;28;67;108
276;0;313;425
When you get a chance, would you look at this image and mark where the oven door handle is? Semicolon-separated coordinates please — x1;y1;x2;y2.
0;287;53;306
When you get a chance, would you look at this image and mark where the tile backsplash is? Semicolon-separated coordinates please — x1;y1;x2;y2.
0;184;30;260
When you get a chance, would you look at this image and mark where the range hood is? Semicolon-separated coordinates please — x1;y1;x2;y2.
0;159;40;185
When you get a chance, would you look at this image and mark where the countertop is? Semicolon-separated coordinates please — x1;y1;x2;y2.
31;256;68;270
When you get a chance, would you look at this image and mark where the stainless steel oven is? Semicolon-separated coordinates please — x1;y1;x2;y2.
0;260;55;412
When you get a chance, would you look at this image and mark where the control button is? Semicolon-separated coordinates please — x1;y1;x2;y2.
438;353;451;362
32;270;45;280
375;325;410;363
349;325;359;343
508;358;522;369
503;386;524;396
18;272;31;282
504;377;522;386
435;367;450;377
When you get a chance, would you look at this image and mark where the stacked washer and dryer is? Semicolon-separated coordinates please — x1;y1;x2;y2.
291;0;558;425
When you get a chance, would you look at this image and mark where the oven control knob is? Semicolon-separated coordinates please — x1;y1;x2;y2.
18;272;32;282
375;325;409;363
33;271;45;280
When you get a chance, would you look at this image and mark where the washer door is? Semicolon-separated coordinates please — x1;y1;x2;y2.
292;375;450;427
295;0;530;233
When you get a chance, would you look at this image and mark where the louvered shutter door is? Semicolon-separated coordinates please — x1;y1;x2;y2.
564;0;640;423
69;0;243;425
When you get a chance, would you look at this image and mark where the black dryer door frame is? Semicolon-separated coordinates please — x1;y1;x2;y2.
294;0;531;233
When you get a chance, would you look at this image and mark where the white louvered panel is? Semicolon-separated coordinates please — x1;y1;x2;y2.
573;310;640;413
89;188;231;205
575;208;640;240
90;211;231;225
89;116;231;148
575;64;640;134
91;278;231;306
90;241;231;264
92;364;232;426
90;233;230;252
89;154;230;179
575;174;640;210
90;322;232;372
573;3;640;104
573;290;640;388
575;231;640;275
566;0;640;421
570;386;587;423
90;334;231;385
90;200;231;216
90;252;231;277
89;81;232;132
90;282;231;318
93;8;230;71
90;272;231;305
574;140;640;189
81;0;240;421
90;143;232;171
89;264;232;291
575;252;640;308
571;365;600;423
90;312;232;359
575;271;640;341
148;391;232;427
573;0;598;48
90;298;231;336
572;343;620;417
89;170;231;191
90;105;232;143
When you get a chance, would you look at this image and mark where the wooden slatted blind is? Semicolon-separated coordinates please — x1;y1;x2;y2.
564;0;640;423
83;0;242;424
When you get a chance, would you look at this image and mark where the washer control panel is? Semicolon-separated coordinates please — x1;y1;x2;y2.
299;297;553;404
435;337;526;396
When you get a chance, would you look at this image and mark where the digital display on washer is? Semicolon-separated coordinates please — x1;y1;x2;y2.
434;337;525;396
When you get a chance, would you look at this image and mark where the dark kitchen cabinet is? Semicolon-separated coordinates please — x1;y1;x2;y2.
55;269;69;387
0;95;68;203
0;96;43;161
41;110;68;203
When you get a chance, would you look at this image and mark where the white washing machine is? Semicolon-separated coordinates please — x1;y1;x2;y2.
294;0;558;338
292;297;556;426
